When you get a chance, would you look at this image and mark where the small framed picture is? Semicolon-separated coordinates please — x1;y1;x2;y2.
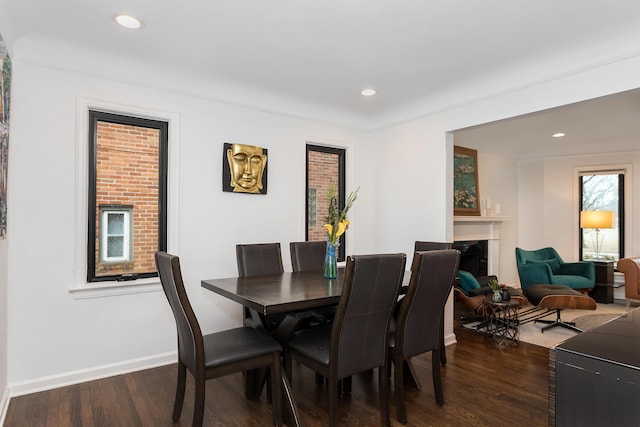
453;145;480;216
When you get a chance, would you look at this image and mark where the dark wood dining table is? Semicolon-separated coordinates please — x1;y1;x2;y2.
201;268;440;426
202;269;353;427
202;269;347;316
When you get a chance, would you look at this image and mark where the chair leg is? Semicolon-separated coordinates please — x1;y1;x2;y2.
270;353;283;427
172;361;187;421
379;365;391;427
403;359;421;390
432;349;444;406
342;376;352;394
328;377;339;427
266;370;272;403
193;375;206;427
439;314;446;366
394;356;407;424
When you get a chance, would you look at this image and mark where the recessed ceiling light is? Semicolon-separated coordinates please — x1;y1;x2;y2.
361;88;376;97
552;132;566;138
114;14;143;29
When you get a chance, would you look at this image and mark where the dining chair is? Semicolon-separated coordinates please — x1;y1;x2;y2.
236;242;285;277
289;240;336;386
413;241;452;366
236;243;286;330
289;240;335;322
289;240;327;272
411;240;453;271
389;249;460;424
414;241;453;252
285;253;407;427
155;251;283;427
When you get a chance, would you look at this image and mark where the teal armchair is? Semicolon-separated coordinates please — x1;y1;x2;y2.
515;247;595;291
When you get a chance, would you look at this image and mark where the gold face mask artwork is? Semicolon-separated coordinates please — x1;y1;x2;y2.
226;143;267;193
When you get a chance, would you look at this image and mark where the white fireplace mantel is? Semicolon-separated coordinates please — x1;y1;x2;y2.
454;216;509;223
453;216;509;275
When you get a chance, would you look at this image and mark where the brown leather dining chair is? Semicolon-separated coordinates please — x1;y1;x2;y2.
388;249;460;424
289;240;327;272
289;240;335;386
285;253;407;427
289;240;335;322
155;251;283;427
413;241;453;365
236;243;286;330
236;242;285;277
414;241;453;252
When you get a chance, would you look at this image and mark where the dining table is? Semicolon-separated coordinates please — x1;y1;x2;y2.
201;267;444;426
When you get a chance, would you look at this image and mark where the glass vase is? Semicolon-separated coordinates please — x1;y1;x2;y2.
492;290;503;302
323;240;339;279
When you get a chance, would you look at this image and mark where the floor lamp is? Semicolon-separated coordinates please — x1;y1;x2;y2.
580;210;614;261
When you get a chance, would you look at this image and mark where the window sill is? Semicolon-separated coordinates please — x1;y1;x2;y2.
70;277;162;299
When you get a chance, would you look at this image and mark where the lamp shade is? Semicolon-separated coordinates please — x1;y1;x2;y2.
580;210;614;229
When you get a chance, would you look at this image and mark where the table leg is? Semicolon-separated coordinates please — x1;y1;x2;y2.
403;359;421;390
281;370;302;427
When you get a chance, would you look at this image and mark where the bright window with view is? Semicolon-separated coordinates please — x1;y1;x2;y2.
579;171;625;264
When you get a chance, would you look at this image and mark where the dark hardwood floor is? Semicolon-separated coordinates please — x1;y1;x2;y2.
4;319;549;426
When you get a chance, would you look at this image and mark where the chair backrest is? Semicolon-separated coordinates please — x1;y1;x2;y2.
515;247;563;266
397;250;460;359
290;240;327;272
413;242;452;272
414;241;452;252
155;251;202;373
236;243;284;277
331;253;407;379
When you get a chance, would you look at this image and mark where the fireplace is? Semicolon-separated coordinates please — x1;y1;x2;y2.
453;240;488;277
453;217;506;277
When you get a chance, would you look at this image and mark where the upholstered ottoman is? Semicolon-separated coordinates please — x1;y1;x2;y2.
524;284;597;333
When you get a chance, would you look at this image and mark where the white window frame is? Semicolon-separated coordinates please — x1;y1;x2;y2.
100;207;132;263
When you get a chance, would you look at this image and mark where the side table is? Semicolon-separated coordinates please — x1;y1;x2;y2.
483;296;520;346
589;261;614;304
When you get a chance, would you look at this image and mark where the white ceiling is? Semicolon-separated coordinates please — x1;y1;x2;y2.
454;87;640;160
1;0;640;158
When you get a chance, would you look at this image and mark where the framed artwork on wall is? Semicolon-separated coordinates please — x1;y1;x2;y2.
222;143;268;194
0;34;11;238
453;145;480;216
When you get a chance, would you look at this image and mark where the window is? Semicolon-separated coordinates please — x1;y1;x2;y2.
88;110;168;282
100;206;132;262
306;145;346;261
307;188;317;227
579;170;625;264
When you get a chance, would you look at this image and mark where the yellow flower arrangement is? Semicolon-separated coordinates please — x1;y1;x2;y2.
323;184;359;245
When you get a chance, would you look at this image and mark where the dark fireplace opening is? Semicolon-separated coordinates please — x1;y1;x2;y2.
453;240;488;278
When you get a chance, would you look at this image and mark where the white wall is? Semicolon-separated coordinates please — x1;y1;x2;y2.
7;50;372;393
477;152;519;284
0;238;8;418
5;35;640;395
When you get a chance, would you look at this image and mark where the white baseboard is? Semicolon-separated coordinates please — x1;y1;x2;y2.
0;385;10;426
444;332;457;347
8;351;177;397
